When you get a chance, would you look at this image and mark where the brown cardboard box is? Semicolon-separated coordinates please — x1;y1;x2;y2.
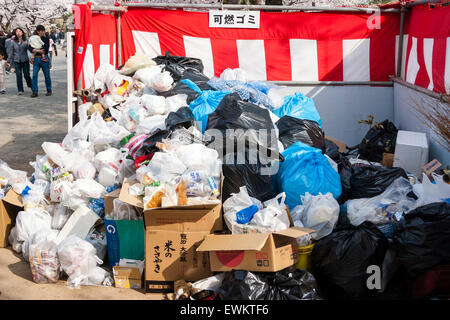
104;188;121;215
144;204;223;294
0;190;23;248
422;159;442;182
196;226;315;272
381;153;395;167
325;136;347;153
113;266;142;289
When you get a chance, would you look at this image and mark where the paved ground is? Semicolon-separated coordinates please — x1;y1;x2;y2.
0;49;67;174
0;248;165;300
0;48;165;300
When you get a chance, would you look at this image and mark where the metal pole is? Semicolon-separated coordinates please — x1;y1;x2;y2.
91;6;127;12
406;0;442;7
391;76;450;103
118;3;400;13
117;12;122;67
396;5;407;78
272;81;393;86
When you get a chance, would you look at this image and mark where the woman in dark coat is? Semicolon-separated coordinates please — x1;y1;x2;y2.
7;27;32;95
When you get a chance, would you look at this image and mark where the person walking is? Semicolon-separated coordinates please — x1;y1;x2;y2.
7;27;32;95
29;25;52;97
0;31;7;60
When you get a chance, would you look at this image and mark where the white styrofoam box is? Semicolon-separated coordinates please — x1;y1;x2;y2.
55;206;100;245
393;130;429;177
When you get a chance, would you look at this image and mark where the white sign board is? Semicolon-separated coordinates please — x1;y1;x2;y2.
209;10;260;29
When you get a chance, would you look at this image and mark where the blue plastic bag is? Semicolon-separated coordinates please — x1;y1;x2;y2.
273;92;322;127
181;79;231;133
274;142;341;210
236;204;259;224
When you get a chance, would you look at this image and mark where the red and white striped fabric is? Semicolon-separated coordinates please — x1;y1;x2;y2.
74;5;450;94
120;8;399;82
402;5;450;94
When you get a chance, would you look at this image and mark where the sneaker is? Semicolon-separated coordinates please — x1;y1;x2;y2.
46;91;52;96
18;91;23;95
31;93;38;98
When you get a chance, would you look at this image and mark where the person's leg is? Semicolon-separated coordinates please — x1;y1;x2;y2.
49;52;53;70
14;62;24;93
23;61;32;88
0;74;5;93
31;57;41;95
41;56;52;94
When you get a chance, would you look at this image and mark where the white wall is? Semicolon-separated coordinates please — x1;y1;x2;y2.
277;86;394;147
393;82;449;166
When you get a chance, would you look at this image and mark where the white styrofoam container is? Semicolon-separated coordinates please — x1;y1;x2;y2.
393;130;429;177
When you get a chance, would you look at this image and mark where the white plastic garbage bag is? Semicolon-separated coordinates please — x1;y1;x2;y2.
290;192;339;240
93;148;122;172
41;142;70;168
151;71;174;92
347;177;418;226
93;64;116;92
174;143;221;178
135;115;167;136
413;173;450;206
220;68;247;82
107;198;140;220
139;94;167;115
73;179;106;199
57;235;109;288
15;208;52;244
249;193;291;232
166;94;188;113
9;226;23;253
223;186;263;232
142;152;187;183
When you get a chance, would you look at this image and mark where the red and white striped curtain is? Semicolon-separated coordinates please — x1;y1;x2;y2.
73;4;450;94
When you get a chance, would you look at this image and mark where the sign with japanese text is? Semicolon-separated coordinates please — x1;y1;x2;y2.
209;10;260;29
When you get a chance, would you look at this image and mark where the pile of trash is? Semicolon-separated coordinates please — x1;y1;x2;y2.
1;51;449;299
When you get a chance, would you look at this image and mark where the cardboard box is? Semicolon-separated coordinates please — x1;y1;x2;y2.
422;159;442;182
113;266;142;289
381;153;394;167
325;136;347;153
197;226;315;272
0;190;23;248
144;204;223;294
393;130;429;177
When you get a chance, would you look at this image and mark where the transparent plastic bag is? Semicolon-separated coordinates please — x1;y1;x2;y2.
93;64;116;92
220;68;247;82
143;183;168;209
174;143;221;178
23;228;59;262
135;115;167;136
133;65;164;86
93;147;121;172
347;177;418;226
0;159;29;194
57;235;107;288
291;192;339;240
29;239;60;283
414;173;450;206
85;229;107;261
41;142;70;168
249;193;291;232
143;152;187;183
52;204;72;230
139;94;167;115
106;198;140;220
151;71;174;92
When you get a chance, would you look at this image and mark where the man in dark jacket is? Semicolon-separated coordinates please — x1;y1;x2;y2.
29;25;52;97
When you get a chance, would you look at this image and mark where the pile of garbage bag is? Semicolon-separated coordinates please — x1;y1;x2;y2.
1;52;449;300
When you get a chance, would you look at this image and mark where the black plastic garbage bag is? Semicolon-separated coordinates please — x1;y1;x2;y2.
206;93;278;155
358;119;398;162
165;107;194;131
158;70;213;104
218;267;322;300
393;202;450;277
222;155;274;203
153;51;204;81
276;116;325;152
341;163;408;201
311;221;389;299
